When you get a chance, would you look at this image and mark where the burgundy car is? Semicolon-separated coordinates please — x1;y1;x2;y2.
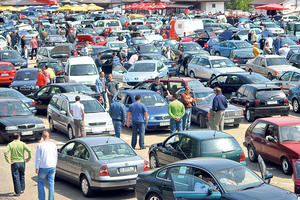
244;117;300;175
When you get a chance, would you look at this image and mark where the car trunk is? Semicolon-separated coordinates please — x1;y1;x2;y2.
50;46;71;63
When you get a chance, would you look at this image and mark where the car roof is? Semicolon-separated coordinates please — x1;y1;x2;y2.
120;89;158;95
0;97;21;103
135;60;159;64
177;130;233;141
196;55;228;60
244;83;280;89
258;117;300;126
68;56;94;64
55;93;94;101
17;68;38;72
71;136;125;146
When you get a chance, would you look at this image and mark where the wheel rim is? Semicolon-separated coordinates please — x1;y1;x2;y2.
246;110;250;121
68;127;73;140
191;72;194;78
81;178;89;195
268;73;273;80
293;100;299;112
150;155;157;169
149;195;160;200
248;147;255;160
282;159;289;172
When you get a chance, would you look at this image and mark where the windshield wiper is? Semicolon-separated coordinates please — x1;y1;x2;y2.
221;150;235;153
241;183;264;191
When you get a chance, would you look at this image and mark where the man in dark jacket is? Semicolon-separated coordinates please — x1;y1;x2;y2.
211;87;228;131
109;94;126;138
11;30;19;48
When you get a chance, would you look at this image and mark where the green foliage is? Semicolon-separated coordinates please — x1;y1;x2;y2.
229;0;252;11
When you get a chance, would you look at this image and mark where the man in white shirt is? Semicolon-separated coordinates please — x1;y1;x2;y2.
266;35;273;49
128;53;139;68
279;44;290;58
35;131;57;200
70;96;86;138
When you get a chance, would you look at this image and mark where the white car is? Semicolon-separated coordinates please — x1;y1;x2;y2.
263;23;284;34
123;60;168;86
0;36;7;50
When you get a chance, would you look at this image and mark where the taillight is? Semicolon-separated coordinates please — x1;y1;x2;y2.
98;94;103;102
206;113;210;118
32;100;36;106
280;85;283;90
57;70;63;75
173;63;177;68
274;71;278;76
255;99;260;106
100;165;109;176
144;160;150;171
232;59;240;63
240;152;246;162
284;97;289;105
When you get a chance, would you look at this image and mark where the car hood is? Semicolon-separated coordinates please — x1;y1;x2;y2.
77;34;93;43
224;184;297;200
50;45;71;57
124;72;157;80
0;115;43;126
69;76;98;85
280;142;300;154
268;65;297;72
11;80;36;87
147;105;168;116
214;67;245;73
84;112;111;123
2;58;26;64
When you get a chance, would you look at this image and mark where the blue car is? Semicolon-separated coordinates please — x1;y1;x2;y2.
288;83;300;113
10;68;39;95
114;90;170;129
211;40;253;57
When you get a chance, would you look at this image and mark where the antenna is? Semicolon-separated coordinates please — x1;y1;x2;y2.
106;135;110;144
213;130;216;138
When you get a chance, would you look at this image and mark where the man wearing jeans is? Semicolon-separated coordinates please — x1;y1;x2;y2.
127;95;148;150
181;87;200;130
168;94;185;134
70;96;86;138
212;88;228;131
35;131;57;200
109;94;127;138
4;132;32;196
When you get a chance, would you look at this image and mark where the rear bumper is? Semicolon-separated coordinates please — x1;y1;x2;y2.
90;178;136;189
249;106;290;117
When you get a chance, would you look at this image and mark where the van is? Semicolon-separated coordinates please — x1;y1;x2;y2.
169;19;204;41
94;20;122;30
65;56;99;87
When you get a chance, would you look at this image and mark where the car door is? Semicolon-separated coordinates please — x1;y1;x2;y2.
224;75;243;95
34;86;51;110
53;97;65;131
250;121;268;158
209;75;227;92
57;99;71;133
156;134;181;165
292;159;300;194
173;136;195;162
280;71;293;94
290;72;300;91
249;57;261;74
260;58;269;77
218;42;228;56
200;58;212;80
226;42;236;57
56;141;76;179
263;124;281;163
187;57;199;76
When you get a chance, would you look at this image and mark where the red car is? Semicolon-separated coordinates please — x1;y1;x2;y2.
75;35;107;53
0;62;16;85
181;31;216;47
244;117;300;175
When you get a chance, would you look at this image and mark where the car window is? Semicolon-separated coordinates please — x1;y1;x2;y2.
177;136;194;158
157;168;167;179
50;86;62;95
157;63;164;71
56;98;64;110
252;122;267;137
292;72;300;81
165;134;180;149
91;143;136;160
50;96;58;108
37;86;50;97
254;57;261;65
171;173;212;192
191;167;217;189
200;58;210;67
61;142;76;156
211;75;227;85
125;95;133;107
61;100;68;112
136;82;152;90
73;143;90;160
220;42;228;47
190;57;199;65
265;124;278;140
227;75;242;84
280;71;293;81
201;138;241;154
169;82;184;93
237;86;246;96
167;166;191;180
228;42;235;48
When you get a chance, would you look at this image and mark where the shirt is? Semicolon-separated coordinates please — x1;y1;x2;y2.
35;141;57;169
212;94;228;111
4;140;32;163
181;92;194;108
168;99;185;119
266;37;273;48
95;77;106;93
37;73;47;87
204;93;216;109
150;82;167;96
279;47;290;58
95;57;103;71
30;38;38;49
128;102;147;123
48;68;56;79
43;69;50;82
106;80;119;96
128;54;138;65
71;101;84;120
253;47;260;57
109;100;126;123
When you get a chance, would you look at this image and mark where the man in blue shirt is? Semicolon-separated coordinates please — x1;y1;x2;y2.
95;72;107;108
127;95;148;150
212;87;228;131
95;53;103;73
109;94;126;138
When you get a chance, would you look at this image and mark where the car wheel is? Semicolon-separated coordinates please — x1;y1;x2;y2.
149;153;159;169
190;71;195;78
184;68;188;77
0;134;5;144
248;145;257;162
248;69;252;73
233;124;240;128
215;52;220;56
49;118;56;132
245;109;255;122
210;74;216;80
198;115;207;128
293;99;300;113
68;126;74;140
281;157;292;175
147;193;162;200
80;175;93;197
267;73;273;80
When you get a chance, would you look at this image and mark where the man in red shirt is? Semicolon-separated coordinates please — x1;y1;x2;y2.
30;36;38;60
36;69;47;87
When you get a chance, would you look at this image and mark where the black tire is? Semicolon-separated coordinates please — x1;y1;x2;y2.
248;145;257;162
233;124;240;128
80;175;93;197
149;153;159;169
0;134;5;144
215;52;220;56
190;71;195;78
68;126;74;140
281;157;292;175
147;193;162;200
49;118;56;132
198;115;207;128
245;109;255;122
248;69;252;73
267;73;273;80
293;99;300;113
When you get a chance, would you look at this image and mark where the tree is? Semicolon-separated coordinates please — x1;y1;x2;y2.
229;0;252;11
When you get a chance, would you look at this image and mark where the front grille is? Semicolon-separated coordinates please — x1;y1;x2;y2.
155;116;170;120
225;111;239;117
89;122;106;126
20;86;31;90
18;124;35;129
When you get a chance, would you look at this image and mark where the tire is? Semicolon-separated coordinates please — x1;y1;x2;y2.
147;193;162;200
245;109;255;122
49;118;56;132
215;52;220;56
281;157;292;175
233;124;240;128
68;126;74;140
293;99;300;113
248;145;257;162
80;175;93;197
267;73;273;80
184;68;188;77
149;153;159;169
248;69;252;73
198;115;207;128
0;134;5;144
190;71;195;78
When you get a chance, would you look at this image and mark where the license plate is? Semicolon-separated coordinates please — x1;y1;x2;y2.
92;127;105;133
22;131;33;136
224;119;234;123
1;73;9;76
267;101;277;105
119;166;136;173
160;122;170;126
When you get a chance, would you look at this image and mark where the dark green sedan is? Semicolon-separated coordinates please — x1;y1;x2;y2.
148;130;246;169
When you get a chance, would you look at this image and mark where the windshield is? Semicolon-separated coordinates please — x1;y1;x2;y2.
129;63;155;72
0;51;22;59
141;93;167;107
0;64;14;70
235;42;252;49
265;23;279;28
234;51;255;58
245;74;270;83
211;59;235;68
146;55;168;62
0;101;32;117
256;89;285;99
183;43;202;51
109;43;127;48
92;143;136;160
187;80;204;89
14;71;37;81
71;100;104;113
266;58;289;66
139;45;159;53
194;91;214;105
280;125;300;142
64;85;93;93
0;90;24;98
70;64;97;76
201;138;241;154
213;166;263;193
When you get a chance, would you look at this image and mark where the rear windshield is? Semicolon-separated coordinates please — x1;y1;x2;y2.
70;64;97;76
280;125;300;142
256;89;285;99
14;71;37;81
129;63;155;72
245;74;269;83
201;138;241;154
0;64;14;70
266;58;289;66
71;100;104;113
91;143;136;160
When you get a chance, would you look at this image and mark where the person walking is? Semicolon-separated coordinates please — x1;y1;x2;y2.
43;66;51;84
6;32;12;47
150;77;170;97
70;96;86;138
198;88;217;129
109;94;127;138
259;35;266;50
4;132;32;196
95;53;103;73
95;71;107;108
266;34;273;49
106;74;119;105
20;35;26;56
211;88;228;131
30;36;38;60
181;87;200;130
35;131;57;200
11;30;19;48
274;34;282;54
127;95;148;150
37;69;47;88
168;94;185;134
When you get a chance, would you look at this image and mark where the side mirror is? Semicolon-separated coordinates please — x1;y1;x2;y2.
60;110;67;115
232;92;236;96
264;173;273;183
237;93;241;98
266;135;276;143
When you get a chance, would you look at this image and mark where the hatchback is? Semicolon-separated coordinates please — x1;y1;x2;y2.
0;62;16;86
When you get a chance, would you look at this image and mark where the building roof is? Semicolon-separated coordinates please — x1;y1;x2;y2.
249;0;285;6
173;0;229;2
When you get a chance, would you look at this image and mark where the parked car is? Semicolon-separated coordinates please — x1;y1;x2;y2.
244;117;300;174
289;53;300;68
262;22;284;34
56;137;150;197
36;46;54;63
148;130;246;169
211;40;253;57
245;55;298;80
114;90;170;130
0;98;45;143
230;84;290;122
287;82;300;113
136;157;298;200
181;31;216;47
10;68;39;95
187;55;245;80
36;60;65;83
123;60;168;86
0;61;16;86
0;50;27;69
277;69;300;95
47;93;114;139
229;49;255;65
45;34;67;46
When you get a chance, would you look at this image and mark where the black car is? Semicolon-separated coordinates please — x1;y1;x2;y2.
136;158;298;200
0;98;45;143
89;46;118;74
229;49;255;65
207;72;278;97
10;68;39;95
28;83;102;112
0;50;27;69
36;60;65;83
230;84;290;122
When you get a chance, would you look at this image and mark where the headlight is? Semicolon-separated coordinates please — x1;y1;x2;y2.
36;124;45;129
149;116;155;120
5;126;18;131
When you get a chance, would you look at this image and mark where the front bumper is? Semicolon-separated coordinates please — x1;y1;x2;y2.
1;129;44;141
224;116;243;125
249;106;290;117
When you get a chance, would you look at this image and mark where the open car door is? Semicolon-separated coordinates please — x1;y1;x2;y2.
292;159;300;194
171;173;221;200
258;155;273;184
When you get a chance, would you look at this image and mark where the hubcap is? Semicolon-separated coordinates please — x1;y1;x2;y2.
149;196;160;200
249;147;254;160
246;110;250;120
293;100;299;112
81;178;88;195
68;128;73;139
150;155;157;169
282;160;289;172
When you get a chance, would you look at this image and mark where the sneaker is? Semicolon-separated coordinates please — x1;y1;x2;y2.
140;147;146;150
13;193;20;196
20;191;24;194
